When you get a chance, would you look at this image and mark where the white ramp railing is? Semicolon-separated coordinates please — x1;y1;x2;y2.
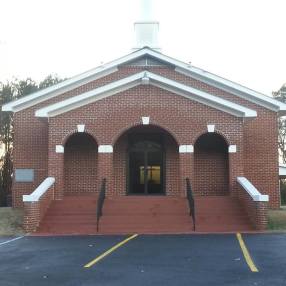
237;176;269;230
237;177;269;202
23;177;55;202
22;177;55;233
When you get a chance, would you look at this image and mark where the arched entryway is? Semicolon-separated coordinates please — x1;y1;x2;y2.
64;133;98;194
113;125;179;196
194;133;229;196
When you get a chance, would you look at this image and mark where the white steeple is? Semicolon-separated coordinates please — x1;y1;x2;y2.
133;0;161;51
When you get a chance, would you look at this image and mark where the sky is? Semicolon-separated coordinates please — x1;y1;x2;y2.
0;0;285;96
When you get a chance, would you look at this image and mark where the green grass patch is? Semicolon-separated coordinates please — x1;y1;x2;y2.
268;209;286;230
0;207;24;236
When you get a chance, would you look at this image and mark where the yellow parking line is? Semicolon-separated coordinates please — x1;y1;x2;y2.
84;234;138;268
236;233;258;272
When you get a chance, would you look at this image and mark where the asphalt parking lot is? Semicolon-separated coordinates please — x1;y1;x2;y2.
0;234;286;286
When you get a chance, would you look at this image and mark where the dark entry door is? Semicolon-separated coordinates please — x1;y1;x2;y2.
128;140;164;194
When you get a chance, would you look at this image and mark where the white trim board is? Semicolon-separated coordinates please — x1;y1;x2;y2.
2;47;286;114
35;71;257;118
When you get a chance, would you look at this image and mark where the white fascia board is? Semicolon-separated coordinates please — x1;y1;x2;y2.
35;72;145;117
147;72;257;118
237;177;269;202
3;46;286;114
140;48;285;113
2;48;151;112
2;68;118;112
175;66;286;113
35;70;257;118
23;177;55;202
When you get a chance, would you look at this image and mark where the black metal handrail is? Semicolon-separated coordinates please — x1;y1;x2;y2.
186;178;196;231
96;178;106;232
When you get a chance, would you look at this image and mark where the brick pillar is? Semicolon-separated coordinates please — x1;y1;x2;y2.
255;201;268;230
228;144;243;198
48;145;64;200
179;145;193;196
23;202;40;232
97;145;114;196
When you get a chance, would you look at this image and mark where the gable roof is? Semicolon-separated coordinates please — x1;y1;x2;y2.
2;47;286;114
35;70;257;118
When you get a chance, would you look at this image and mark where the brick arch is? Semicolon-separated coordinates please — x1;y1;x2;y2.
193;132;229;196
112;122;180;196
192;130;230;146
111;122;180;147
64;132;98;194
62;129;99;147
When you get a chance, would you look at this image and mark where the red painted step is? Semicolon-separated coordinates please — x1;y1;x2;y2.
36;195;98;235
35;195;254;235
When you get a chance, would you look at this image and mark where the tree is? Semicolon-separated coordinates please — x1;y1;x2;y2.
0;83;14;153
39;74;63;90
273;84;286;163
0;75;63;206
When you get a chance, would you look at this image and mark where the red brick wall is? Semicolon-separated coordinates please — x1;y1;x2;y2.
13;112;48;208
11;64;279;210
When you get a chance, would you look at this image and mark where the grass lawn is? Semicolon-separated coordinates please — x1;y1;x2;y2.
0;207;24;236
268;208;286;230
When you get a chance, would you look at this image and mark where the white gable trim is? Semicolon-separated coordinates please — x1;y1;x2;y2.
176;67;286;114
148;72;257;118
2;47;286;114
35;71;257;118
2;67;118;112
35;72;145;117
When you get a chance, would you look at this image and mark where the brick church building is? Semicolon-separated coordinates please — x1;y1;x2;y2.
2;5;286;234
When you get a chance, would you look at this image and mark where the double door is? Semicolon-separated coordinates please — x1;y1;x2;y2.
128;140;164;195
